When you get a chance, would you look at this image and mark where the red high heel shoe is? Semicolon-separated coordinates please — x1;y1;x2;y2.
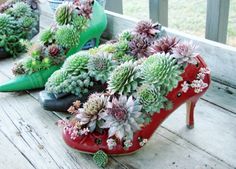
58;55;210;167
57;21;211;167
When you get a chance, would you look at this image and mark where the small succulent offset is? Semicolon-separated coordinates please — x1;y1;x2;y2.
99;95;143;141
107;61;140;95
88;52;115;83
141;53;183;94
137;84;168;114
40;28;54;44
93;150;108;168
172;41;198;65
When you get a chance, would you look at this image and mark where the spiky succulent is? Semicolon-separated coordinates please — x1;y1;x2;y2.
88;52;115;83
134;20;159;39
77;0;94;19
45;52;93;96
55;2;74;25
128;35;150;58
172;41;198;65
0;14;15;33
7;2;32;18
71;14;88;31
141;53;183;94
108;61;139;95
137;84;168;114
118;31;133;42
148;36;179;55
40;28;54;44
55;25;80;48
99;95;143;140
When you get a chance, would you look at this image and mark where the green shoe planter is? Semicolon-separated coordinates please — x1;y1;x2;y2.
0;0;107;92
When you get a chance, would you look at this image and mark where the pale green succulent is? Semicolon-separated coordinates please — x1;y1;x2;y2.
88;52;115;83
55;25;80;48
71;14;88;31
0;14;15;33
55;2;74;25
93;150;108;168
40;29;54;44
107;61;139;95
118;30;133;42
137;84;168;114
99;95;143;141
45;52;93;96
141;53;183;94
8;2;32;18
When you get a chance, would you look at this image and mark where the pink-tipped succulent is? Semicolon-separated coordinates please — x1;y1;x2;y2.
77;0;94;19
128;35;150;58
148;36;179;55
48;44;60;57
134;20;160;39
172;41;198;65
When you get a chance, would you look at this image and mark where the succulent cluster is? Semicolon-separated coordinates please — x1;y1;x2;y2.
0;1;39;57
12;1;93;75
45;52;93;96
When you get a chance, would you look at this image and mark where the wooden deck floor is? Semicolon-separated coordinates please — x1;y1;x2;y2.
1;3;236;169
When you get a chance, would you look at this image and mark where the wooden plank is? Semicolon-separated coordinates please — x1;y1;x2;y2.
149;0;168;26
104;11;236;88
0;130;35;169
205;0;230;43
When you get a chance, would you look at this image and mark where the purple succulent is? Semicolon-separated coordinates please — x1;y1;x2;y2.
134;20;160;39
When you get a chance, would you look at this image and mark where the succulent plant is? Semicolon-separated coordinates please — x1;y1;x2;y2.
71;14;88;31
128;34;150;58
7;2;32;18
99;95;143;140
113;41;130;61
45;52;93;96
12;62;26;75
137;84;168;114
118;30;133;42
172;41;198;65
148;36;179;55
88;52;115;83
55;2;74;25
141;53;183;94
134;20;159;39
55;25;80;48
40;28;54;44
77;0;94;19
0;14;15;33
107;61;139;95
93;150;108;168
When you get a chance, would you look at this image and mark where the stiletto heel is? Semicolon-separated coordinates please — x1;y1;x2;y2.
186;97;199;129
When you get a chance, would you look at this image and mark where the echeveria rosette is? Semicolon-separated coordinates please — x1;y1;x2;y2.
99;95;143;141
141;53;183;95
172;41;198;65
148;36;179;55
137;84;168;115
88;52;116;84
45;52;93;96
107;61;140;95
55;25;80;48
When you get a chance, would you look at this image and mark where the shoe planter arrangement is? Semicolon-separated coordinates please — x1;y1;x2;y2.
0;0;39;58
39;20;164;112
54;20;211;167
0;0;107;92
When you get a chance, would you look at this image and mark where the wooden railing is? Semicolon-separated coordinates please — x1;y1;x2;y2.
105;0;230;44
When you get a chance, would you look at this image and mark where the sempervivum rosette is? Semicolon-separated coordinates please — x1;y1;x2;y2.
141;53;183;94
107;61;140;95
99;95;143;141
